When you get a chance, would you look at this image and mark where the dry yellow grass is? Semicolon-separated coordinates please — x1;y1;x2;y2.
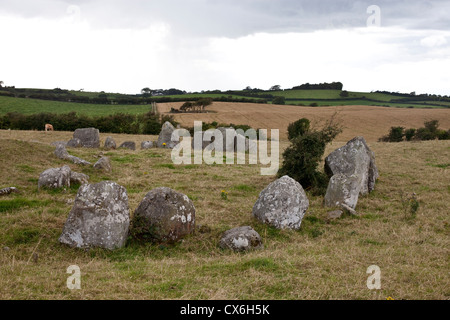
158;102;450;141
0;124;449;300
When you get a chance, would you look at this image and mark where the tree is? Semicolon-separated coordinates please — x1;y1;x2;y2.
195;98;213;112
141;87;152;97
0;81;3;88
270;85;281;91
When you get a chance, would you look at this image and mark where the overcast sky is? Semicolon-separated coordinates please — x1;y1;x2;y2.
1;0;449;95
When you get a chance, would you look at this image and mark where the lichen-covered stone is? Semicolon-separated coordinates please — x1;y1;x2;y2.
104;137;116;150
219;226;263;252
252;175;309;230
325;136;378;195
132;187;195;243
157;122;178;148
324;173;362;209
73;128;100;148
38;165;71;189
93;157;112;173
59;181;130;250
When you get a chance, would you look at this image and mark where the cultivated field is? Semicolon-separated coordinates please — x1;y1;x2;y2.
158;102;450;141
0;108;449;299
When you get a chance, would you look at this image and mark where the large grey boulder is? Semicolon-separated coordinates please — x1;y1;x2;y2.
157;122;178;148
93;157;112;173
252;175;309;230
104;137;116;150
38;165;72;189
59;181;130;250
219;226;263;252
325;136;378;195
132;187;195;243
324;173;362;209
67;138;81;148
73;128;100;148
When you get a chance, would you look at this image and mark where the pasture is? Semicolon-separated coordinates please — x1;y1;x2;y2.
0;102;449;299
0;96;152;117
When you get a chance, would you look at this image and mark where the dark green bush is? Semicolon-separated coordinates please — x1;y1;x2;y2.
278;116;342;194
272;96;286;105
405;128;416;141
379;126;405;142
287;118;310;140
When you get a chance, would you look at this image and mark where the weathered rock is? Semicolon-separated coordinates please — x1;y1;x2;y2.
324;173;362;209
93;157;111;172
104;136;116;150
219;226;263;252
132;187;195;243
73;128;100;148
59;181;130;250
67;138;81;148
38;165;71;189
54;145;91;166
325;136;378;195
55;144;70;159
70;172;89;185
118;141;136;150
252;175;309;230
141;141;154;149
157;122;177;148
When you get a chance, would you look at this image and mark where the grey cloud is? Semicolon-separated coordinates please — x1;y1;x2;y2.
1;0;449;37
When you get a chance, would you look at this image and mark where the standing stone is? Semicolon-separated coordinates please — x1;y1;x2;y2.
132;187;195;243
141;141;154;149
157;122;177;148
118;141;136;150
67;138;81;148
93;157;112;173
38;165;72;189
219;226;263;252
104;137;116;150
325;136;378;195
73;128;100;148
252;175;309;230
324;173;362;209
59;181;130;250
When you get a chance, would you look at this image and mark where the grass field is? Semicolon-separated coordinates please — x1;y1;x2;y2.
0;96;152;117
0;121;449;299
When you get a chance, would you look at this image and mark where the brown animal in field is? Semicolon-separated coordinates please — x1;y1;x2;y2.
45;124;54;132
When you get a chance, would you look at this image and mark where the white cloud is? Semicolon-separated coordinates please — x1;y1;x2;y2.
1;12;449;95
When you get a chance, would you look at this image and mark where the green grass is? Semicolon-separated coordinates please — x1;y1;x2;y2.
0;96;151;117
0;197;51;213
